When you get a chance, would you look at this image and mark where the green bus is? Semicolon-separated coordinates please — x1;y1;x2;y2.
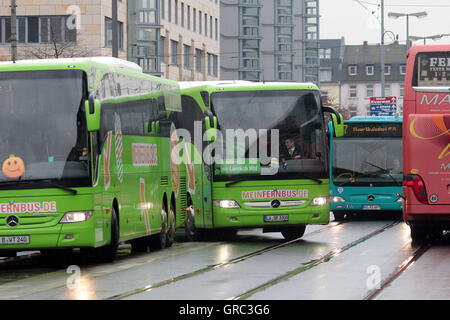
0;57;185;261
177;81;343;240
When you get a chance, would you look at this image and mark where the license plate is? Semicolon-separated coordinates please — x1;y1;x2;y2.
264;215;289;222
363;205;381;210
0;236;30;245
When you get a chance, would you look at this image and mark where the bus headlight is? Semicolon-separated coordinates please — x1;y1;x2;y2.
60;211;93;223
310;197;329;206
214;200;240;209
331;196;346;202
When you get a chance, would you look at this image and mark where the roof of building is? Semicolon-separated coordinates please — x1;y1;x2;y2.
342;43;407;82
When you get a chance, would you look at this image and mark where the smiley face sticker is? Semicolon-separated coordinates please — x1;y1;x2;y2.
2;155;25;179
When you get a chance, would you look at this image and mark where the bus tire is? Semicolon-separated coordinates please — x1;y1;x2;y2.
149;204;168;251
0;250;17;258
185;196;202;241
281;225;306;241
410;222;427;246
98;206;119;262
130;237;149;254
333;212;345;221
166;200;176;247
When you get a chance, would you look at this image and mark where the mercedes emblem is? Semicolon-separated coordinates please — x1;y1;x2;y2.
6;215;19;228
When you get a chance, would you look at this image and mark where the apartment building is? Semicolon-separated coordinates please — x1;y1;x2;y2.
340;42;406;117
0;0;127;61
220;0;320;83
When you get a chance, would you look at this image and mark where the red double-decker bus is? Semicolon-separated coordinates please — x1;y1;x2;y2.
403;45;450;243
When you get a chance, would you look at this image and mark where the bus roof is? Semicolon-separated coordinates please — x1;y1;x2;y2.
347;116;402;123
0;57;143;73
179;80;319;91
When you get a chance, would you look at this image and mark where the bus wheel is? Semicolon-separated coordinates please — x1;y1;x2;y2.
149;205;168;251
130;237;149;254
166;201;176;248
98;206;119;262
0;250;17;258
185;197;201;241
281;226;306;241
333;212;345;221
410;222;427;246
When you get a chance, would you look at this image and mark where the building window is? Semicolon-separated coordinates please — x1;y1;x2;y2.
215;18;218;41
385;84;391;96
204;13;207;36
199;10;202;34
171;40;178;65
400;84;404;97
348;65;357;76
349;85;357;98
210;16;213;39
180;2;184;27
384;64;391;75
187;5;190;30
366;65;374;76
349;105;358;117
105;17;123;49
319;69;332;82
174;0;178;24
207;53;218;76
195;48;202;72
183;44;190;69
0;16;76;45
161;0;165;19
168;0;172;22
400;64;406;75
366;84;374;97
319;48;331;59
193;8;196;32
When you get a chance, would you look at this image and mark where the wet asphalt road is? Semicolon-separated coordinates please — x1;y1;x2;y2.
1;212;449;300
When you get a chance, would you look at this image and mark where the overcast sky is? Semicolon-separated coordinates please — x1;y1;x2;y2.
320;0;450;46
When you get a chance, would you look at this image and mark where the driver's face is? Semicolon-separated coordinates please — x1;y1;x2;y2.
285;139;294;149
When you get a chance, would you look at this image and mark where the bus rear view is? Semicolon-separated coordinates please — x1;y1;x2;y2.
403;45;450;243
330;116;403;220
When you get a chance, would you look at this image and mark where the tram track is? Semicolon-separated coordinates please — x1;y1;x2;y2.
363;242;432;300
229;219;401;300
106;221;346;300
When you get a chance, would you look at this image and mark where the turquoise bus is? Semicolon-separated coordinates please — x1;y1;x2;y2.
177;81;343;240
329;116;403;220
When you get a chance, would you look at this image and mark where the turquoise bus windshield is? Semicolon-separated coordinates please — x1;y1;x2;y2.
211;90;328;180
332;137;402;187
0;70;89;187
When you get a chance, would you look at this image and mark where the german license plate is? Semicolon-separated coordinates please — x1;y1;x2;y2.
264;215;289;222
0;236;30;245
363;205;381;210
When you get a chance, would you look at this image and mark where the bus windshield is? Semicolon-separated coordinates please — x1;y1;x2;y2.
332;137;402;186
211;90;327;181
0;70;89;187
415;51;450;87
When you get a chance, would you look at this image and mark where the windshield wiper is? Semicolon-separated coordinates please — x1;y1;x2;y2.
363;161;401;186
0;179;77;194
225;178;246;188
40;180;78;195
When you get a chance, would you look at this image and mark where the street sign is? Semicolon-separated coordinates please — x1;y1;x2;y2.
370;96;397;116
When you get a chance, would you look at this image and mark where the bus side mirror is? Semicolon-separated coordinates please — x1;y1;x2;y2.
331;114;344;137
322;105;344;138
85;96;100;132
148;121;160;135
204;115;218;142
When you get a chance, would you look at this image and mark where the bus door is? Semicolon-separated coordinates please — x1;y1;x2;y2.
201;162;214;228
